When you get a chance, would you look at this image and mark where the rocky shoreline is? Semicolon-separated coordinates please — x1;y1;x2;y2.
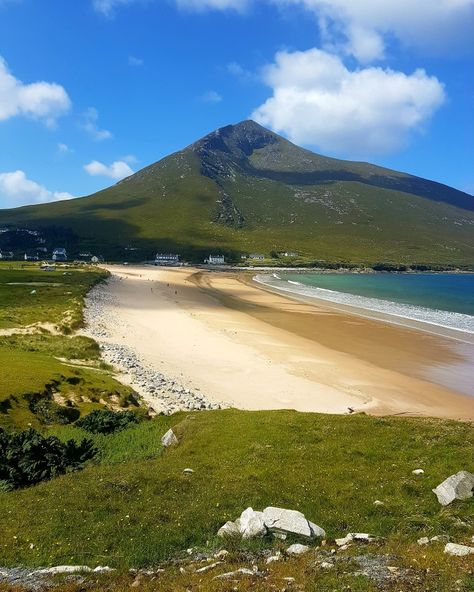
83;276;225;415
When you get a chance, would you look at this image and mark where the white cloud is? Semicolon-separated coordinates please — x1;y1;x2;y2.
0;57;71;126
81;107;112;141
128;55;144;66
273;0;474;61
84;160;134;180
0;170;74;208
252;48;446;157
200;90;223;103
176;0;248;10
57;142;72;154
92;0;136;16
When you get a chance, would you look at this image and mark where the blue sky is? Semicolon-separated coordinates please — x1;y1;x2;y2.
0;0;473;208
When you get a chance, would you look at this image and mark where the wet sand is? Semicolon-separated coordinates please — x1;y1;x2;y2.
98;265;474;420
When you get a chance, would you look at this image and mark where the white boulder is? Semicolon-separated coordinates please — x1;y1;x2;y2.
432;471;474;506
263;507;325;539
412;469;424;475
239;507;267;539
444;543;474;557
161;428;178;447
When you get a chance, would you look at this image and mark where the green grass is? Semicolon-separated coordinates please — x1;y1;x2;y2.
0;264;138;431
1;410;473;575
0;263;108;330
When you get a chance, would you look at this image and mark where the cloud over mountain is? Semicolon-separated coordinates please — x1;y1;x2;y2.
252;48;445;157
0;170;74;208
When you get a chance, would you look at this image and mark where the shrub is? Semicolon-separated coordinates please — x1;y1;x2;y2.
76;409;140;434
0;428;96;491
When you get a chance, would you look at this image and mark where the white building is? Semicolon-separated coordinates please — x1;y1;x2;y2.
52;248;67;261
249;253;265;260
206;254;225;265
155;253;180;266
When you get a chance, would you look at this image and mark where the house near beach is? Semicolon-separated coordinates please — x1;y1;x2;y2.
154;253;180;266
249;253;265;261
52;248;67;261
206;254;225;265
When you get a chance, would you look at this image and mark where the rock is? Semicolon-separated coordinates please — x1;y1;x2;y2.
217;520;241;538
417;537;430;545
33;566;93;575
373;500;384;506
308;520;326;538
263;507;324;539
161;429;178;448
433;471;474;506
430;535;449;543
444;543;474;557
320;561;334;569
183;468;194;474
214;549;229;559
412;469;424;475
195;562;222;573
239;507;267;539
286;544;309;555
335;533;376;547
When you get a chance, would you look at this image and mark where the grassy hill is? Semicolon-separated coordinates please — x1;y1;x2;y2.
1;120;473;267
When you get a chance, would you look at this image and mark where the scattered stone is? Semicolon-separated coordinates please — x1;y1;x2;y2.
195;562;222;573
266;553;281;564
263;507;325;539
373;500;384;506
286;544;309;555
214;568;255;580
432;471;474;506
444;543;474;557
412;469;424;475
183;468;194;474
417;537;430;545
32;566;93;575
161;429;178;448
430;535;449;543
239;507;267;539
335;533;377;547
320;561;334;569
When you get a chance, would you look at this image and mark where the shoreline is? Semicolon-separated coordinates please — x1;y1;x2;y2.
252;273;474;345
84;265;474;421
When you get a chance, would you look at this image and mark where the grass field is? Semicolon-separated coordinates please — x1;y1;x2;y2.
0;263;138;431
1;410;474;590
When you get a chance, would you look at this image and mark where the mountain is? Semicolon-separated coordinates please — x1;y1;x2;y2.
1;120;473;266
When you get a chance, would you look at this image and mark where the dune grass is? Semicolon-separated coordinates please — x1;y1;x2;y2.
0;263;137;431
0;263;107;330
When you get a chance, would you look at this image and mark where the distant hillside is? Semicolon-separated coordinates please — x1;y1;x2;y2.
1;120;473;266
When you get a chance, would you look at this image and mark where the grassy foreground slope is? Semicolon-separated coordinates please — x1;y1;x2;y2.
0;263;138;431
1;411;474;586
1;121;473;266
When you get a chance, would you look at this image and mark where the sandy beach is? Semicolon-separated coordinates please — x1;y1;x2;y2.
85;265;474;420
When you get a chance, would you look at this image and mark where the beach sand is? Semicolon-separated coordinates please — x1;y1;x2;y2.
95;265;474;420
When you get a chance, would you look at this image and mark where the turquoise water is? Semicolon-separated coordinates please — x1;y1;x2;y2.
255;272;474;334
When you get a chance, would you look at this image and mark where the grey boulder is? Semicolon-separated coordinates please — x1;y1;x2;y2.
432;471;474;506
444;543;474;557
239;507;267;539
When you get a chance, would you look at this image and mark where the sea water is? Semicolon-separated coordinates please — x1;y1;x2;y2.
254;272;474;336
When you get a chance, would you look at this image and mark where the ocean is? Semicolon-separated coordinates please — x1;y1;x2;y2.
254;272;474;336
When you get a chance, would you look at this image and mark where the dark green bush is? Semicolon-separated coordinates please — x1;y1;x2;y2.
0;428;96;491
76;409;140;434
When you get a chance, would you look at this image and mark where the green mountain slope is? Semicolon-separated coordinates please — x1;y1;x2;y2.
1;120;473;265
